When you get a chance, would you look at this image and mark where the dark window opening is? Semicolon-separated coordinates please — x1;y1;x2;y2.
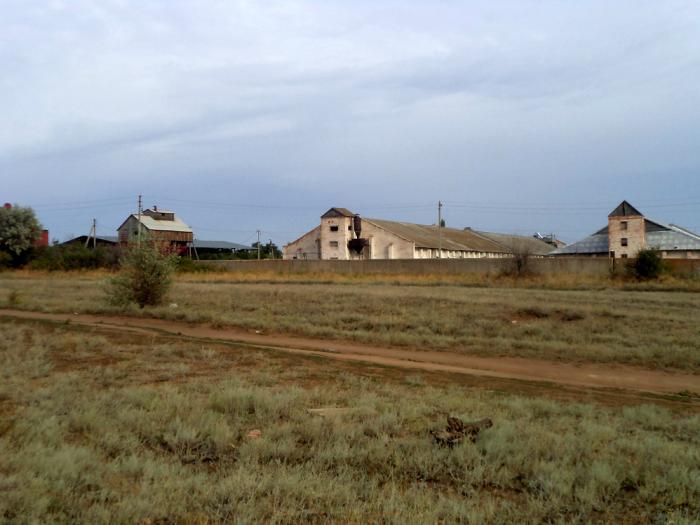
621;238;628;247
330;225;339;232
621;254;628;259
620;221;628;231
329;241;339;248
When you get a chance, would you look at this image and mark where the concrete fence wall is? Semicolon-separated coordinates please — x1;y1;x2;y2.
199;257;618;276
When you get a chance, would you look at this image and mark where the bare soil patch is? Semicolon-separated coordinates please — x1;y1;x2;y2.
2;308;698;397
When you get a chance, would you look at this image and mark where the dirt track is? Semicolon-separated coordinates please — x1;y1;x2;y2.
1;308;698;396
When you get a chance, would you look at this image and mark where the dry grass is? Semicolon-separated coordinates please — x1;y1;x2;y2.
1;320;699;523
2;271;700;373
5;266;700;290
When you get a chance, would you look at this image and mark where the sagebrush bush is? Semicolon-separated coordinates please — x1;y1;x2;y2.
106;243;176;308
2;323;700;523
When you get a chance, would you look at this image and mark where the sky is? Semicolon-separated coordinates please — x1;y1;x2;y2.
2;0;700;245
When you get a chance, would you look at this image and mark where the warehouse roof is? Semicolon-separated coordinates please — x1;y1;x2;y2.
189;240;252;250
474;231;556;256
552;220;700;255
61;235;118;245
365;219;507;253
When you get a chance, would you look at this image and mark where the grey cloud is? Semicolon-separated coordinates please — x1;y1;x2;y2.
2;0;700;242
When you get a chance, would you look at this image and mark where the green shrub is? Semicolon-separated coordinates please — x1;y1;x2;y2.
629;249;664;280
30;244;121;271
106;243;176;308
173;257;226;273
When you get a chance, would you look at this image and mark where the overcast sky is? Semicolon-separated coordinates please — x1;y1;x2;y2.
2;0;699;244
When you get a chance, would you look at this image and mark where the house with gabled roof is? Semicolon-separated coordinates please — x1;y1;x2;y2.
283;207;555;260
551;201;700;259
117;206;193;253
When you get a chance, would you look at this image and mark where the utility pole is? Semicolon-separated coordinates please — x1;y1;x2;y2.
137;194;143;246
269;239;274;260
438;200;443;259
257;230;261;260
85;219;97;248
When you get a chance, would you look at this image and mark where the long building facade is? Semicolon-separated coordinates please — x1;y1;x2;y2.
284;208;555;260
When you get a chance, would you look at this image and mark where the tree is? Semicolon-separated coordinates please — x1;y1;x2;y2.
251;241;282;259
630;249;664;280
0;204;42;264
106;242;176;308
503;241;533;278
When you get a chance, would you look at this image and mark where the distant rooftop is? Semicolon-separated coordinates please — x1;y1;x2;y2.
552;201;700;255
189;240;252;251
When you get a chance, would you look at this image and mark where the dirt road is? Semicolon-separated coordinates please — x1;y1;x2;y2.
1;308;698;395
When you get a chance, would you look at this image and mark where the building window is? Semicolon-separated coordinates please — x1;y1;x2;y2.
621;254;628;259
329;241;339;248
621;238;628;247
620;221;628;230
348;225;352;231
330;225;339;232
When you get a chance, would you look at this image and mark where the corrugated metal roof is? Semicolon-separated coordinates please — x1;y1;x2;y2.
365;219;507;252
647;228;700;251
551;220;700;255
551;233;609;255
128;214;193;233
474;231;556;256
190;240;252;250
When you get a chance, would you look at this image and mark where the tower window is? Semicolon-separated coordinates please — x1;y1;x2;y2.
329;241;339;248
620;221;628;230
621;238;628;247
330;225;339;232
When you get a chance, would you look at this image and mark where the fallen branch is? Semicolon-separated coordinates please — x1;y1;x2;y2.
430;416;493;447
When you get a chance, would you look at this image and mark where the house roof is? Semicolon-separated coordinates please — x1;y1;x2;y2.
61;235;118;245
118;213;192;233
321;207;355;218
365;218;507;252
551;219;700;255
190;240;252;250
609;200;643;217
474;231;556;256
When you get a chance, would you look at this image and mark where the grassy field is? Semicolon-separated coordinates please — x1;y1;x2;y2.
1;271;699;373
1;319;699;523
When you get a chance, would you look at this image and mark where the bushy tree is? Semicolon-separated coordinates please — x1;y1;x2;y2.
630;249;665;280
0;204;42;265
502;242;533;278
106;243;176;308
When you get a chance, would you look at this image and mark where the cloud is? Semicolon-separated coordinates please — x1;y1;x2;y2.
2;0;700;241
